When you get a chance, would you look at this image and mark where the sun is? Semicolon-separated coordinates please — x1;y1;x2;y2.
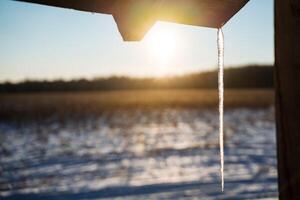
143;23;179;75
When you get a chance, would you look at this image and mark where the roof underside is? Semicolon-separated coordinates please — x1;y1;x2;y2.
16;0;249;41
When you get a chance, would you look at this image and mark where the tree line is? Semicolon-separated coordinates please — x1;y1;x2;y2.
0;65;273;93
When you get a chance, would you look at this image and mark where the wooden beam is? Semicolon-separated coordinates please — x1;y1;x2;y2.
15;0;248;41
275;0;300;199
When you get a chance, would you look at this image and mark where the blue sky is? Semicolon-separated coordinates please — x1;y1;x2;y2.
0;0;274;82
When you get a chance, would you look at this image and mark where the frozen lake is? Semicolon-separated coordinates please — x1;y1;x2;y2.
0;108;278;199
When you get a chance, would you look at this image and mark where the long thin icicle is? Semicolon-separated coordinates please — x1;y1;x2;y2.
217;28;224;192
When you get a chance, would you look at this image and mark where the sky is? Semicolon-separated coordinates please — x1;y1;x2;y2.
0;0;274;82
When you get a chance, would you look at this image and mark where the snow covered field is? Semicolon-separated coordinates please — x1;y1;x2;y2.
0;108;278;199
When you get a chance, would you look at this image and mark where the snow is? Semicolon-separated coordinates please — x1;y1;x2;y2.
0;108;278;199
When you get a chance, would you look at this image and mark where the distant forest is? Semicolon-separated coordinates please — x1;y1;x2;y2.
0;65;273;93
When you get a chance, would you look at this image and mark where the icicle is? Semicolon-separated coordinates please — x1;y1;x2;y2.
217;28;224;192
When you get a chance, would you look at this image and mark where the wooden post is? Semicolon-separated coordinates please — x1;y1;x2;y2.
275;0;300;199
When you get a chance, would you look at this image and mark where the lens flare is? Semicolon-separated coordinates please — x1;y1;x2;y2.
143;23;179;76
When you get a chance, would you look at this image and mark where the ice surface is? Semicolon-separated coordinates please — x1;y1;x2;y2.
0;108;278;199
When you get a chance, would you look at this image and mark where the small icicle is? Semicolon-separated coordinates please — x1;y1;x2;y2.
217;28;224;192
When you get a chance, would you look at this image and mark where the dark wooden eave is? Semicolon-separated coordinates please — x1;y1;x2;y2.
15;0;249;41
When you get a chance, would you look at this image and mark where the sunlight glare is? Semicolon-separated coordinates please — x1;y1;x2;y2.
143;23;180;76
